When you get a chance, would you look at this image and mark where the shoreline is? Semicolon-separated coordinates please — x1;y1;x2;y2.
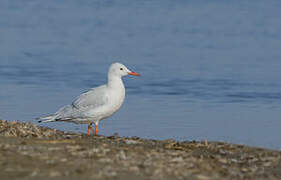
0;120;280;180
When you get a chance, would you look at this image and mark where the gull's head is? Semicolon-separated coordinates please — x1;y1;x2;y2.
108;62;140;78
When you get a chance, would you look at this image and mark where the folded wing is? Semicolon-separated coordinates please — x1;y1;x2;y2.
71;85;109;110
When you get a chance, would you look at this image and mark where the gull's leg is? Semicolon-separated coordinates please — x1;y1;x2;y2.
95;125;98;135
88;123;92;135
93;122;99;135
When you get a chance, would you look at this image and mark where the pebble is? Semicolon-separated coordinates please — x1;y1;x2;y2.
49;171;62;177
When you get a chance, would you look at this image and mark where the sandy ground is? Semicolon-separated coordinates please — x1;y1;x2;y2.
0;120;280;180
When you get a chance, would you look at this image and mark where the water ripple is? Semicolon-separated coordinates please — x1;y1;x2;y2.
132;78;281;104
1;63;281;105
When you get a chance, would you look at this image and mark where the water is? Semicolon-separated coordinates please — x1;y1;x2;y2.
0;0;281;149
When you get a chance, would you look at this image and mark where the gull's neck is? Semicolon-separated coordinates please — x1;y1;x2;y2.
107;74;124;89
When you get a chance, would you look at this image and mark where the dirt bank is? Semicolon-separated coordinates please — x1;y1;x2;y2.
0;120;280;180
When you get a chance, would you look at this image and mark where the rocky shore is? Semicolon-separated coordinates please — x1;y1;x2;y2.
0;120;280;180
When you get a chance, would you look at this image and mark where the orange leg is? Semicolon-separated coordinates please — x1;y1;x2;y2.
94;125;98;135
88;123;92;135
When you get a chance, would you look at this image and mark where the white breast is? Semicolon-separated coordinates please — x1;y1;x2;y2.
105;82;125;117
91;77;126;121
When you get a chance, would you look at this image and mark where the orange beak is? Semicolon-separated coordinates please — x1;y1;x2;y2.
128;72;140;76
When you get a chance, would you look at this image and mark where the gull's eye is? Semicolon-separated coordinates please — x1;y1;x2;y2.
120;68;123;70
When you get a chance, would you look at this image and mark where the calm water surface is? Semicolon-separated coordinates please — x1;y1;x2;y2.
1;0;281;149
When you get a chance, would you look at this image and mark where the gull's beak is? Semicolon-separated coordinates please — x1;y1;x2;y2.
128;72;140;76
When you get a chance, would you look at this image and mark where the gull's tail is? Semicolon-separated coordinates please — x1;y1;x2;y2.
36;115;56;123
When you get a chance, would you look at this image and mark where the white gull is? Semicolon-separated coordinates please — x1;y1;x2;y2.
37;62;140;135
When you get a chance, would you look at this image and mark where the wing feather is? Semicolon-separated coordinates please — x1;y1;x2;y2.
49;85;109;121
71;85;108;110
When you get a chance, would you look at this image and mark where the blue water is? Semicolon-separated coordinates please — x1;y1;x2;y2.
1;0;281;149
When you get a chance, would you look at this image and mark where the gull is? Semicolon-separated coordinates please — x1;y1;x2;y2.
37;62;140;135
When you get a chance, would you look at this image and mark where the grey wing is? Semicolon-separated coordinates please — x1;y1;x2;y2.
71;85;109;110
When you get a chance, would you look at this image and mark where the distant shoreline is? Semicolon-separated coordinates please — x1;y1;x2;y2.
0;120;280;180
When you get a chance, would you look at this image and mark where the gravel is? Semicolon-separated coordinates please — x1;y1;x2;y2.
0;120;280;180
